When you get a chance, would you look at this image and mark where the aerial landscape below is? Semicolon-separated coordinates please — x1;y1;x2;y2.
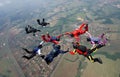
0;0;120;77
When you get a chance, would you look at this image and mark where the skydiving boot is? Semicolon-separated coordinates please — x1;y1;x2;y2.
94;57;103;64
22;56;30;60
22;48;31;54
96;45;105;49
40;55;45;59
22;48;28;51
37;19;41;25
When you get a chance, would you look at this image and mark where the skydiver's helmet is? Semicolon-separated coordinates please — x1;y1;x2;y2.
86;37;91;42
56;45;61;49
85;24;88;27
70;34;74;37
56;38;60;41
72;42;80;49
38;45;42;48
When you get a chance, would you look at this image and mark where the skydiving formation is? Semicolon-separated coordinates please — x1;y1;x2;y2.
37;18;50;27
25;25;41;36
22;19;109;65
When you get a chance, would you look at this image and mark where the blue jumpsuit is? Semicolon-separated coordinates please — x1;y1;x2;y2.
44;44;68;64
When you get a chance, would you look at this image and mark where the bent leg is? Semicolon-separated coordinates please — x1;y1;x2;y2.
102;37;108;45
22;48;32;54
94;58;103;64
96;44;105;49
86;55;94;63
37;19;41;25
86;55;103;64
25;27;30;33
23;53;36;60
37;30;41;32
87;47;98;55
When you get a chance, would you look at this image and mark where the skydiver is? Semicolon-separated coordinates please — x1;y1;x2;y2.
69;42;103;64
86;31;108;49
40;44;69;64
25;25;41;36
37;18;50;27
64;22;88;42
41;32;63;44
22;41;44;60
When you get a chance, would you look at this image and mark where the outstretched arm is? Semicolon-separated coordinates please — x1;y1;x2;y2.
79;23;86;30
37;29;41;32
64;32;71;35
86;32;95;49
28;25;34;30
86;31;92;38
98;33;108;45
98;33;105;39
102;37;108;45
40;41;44;45
60;48;69;54
91;43;96;49
57;34;64;39
69;49;76;55
79;23;88;34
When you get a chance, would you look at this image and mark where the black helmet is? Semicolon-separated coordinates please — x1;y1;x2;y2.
72;42;80;49
56;45;61;49
86;37;91;41
56;38;60;41
38;45;42;48
70;34;74;37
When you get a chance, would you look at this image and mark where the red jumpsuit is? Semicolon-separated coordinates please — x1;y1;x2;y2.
41;33;63;44
65;23;88;42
